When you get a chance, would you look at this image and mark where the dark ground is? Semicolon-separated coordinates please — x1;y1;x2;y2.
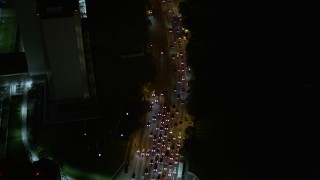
182;0;320;179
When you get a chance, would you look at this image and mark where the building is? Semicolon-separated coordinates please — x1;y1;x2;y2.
1;0;98;124
0;1;31;98
34;0;98;123
36;0;89;101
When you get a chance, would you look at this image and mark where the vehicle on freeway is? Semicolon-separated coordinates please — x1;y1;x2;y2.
145;168;149;175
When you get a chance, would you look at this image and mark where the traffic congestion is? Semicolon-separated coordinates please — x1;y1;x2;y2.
125;0;192;179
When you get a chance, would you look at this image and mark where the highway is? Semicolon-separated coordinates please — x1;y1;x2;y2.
115;0;191;179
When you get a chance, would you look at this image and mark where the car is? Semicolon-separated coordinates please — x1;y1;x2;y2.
173;167;177;174
132;173;136;179
151;146;156;152
153;164;158;172
147;9;153;15
163;163;168;170
165;150;169;157
152;115;157;121
160;91;165;96
149;131;154;137
145;168;149;175
149;102;154;109
170;145;174;150
164;132;167;138
162;172;166;178
147;121;151;127
150;159;154;165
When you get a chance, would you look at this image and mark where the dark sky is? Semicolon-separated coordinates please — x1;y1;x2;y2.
190;0;320;179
